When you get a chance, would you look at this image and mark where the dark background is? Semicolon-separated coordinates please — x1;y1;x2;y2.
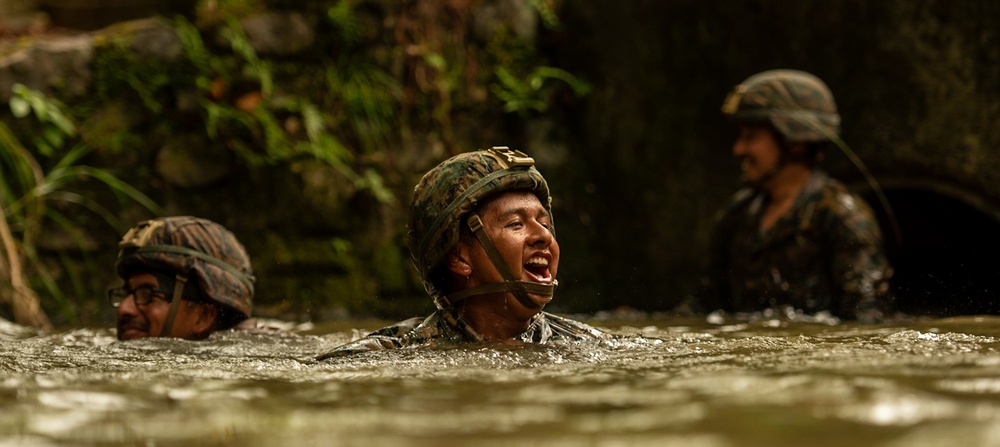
537;0;1000;316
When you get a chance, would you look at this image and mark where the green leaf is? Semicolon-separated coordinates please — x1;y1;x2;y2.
362;168;394;204
424;52;446;70
34;138;55;158
10;96;30;118
301;103;326;142
41;127;65;151
72;166;163;215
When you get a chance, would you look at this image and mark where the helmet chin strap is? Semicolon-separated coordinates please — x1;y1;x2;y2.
159;274;189;337
443;214;558;309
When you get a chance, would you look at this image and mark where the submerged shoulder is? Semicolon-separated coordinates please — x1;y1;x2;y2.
540;312;608;340
370;316;427;338
316;315;431;360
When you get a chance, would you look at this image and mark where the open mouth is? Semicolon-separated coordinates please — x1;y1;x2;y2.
523;256;552;283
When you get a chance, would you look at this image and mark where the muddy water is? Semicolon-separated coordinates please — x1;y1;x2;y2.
2;314;1000;447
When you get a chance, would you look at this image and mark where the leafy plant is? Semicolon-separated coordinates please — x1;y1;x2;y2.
327;0;363;46
173;15;395;203
1;84;161;328
530;0;562;30
7;85;75;158
492;65;592;116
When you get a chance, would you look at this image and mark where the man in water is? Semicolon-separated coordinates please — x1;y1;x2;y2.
687;69;893;322
319;147;606;359
109;216;257;340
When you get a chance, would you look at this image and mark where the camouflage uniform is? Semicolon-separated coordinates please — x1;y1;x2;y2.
693;69;893;321
319;147;608;359
698;170;892;320
318;311;605;359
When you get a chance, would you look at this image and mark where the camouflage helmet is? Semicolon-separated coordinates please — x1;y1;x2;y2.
115;216;256;321
408;147;552;306
721;69;841;143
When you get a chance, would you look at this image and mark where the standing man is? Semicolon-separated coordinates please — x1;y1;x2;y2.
691;69;892;322
109;216;257;340
319;147;606;359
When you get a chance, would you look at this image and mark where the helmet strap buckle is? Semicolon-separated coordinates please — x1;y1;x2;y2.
467;214;484;233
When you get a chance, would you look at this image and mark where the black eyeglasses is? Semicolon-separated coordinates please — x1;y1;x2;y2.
107;284;169;308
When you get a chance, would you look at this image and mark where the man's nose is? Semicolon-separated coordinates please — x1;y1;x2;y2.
732;138;747;156
528;220;553;246
116;293;139;316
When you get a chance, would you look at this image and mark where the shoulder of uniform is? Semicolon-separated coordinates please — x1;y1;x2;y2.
315;317;428;361
540;312;608;338
731;187;756;204
824;183;872;216
715;187;757;216
375;316;426;337
808;176;882;235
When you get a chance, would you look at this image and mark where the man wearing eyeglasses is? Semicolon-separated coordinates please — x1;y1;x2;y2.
108;216;256;340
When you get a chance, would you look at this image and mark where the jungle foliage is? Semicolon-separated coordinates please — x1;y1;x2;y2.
1;0;590;327
1;84;160;327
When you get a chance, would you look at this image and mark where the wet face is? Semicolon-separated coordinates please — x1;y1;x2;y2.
732;124;783;186
115;272;217;341
456;190;559;321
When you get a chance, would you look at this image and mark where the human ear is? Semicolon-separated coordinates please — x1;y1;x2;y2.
447;243;473;276
191;303;219;337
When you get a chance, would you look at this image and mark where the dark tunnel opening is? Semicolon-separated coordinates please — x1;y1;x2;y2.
866;188;1000;317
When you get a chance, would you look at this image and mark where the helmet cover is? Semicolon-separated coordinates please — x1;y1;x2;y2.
115;216;255;321
407;147;552;306
721;69;841;143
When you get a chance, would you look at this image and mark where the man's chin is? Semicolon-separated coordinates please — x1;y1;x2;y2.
740;173;762;186
117;328;149;340
525;292;554;310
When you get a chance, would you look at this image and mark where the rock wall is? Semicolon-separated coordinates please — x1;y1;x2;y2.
3;0;999;325
1;0;558;325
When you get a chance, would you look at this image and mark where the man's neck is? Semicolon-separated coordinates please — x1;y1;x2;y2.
764;164;812;203
457;296;539;342
759;164;813;231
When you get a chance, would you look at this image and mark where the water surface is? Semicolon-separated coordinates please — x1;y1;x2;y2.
2;314;1000;446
